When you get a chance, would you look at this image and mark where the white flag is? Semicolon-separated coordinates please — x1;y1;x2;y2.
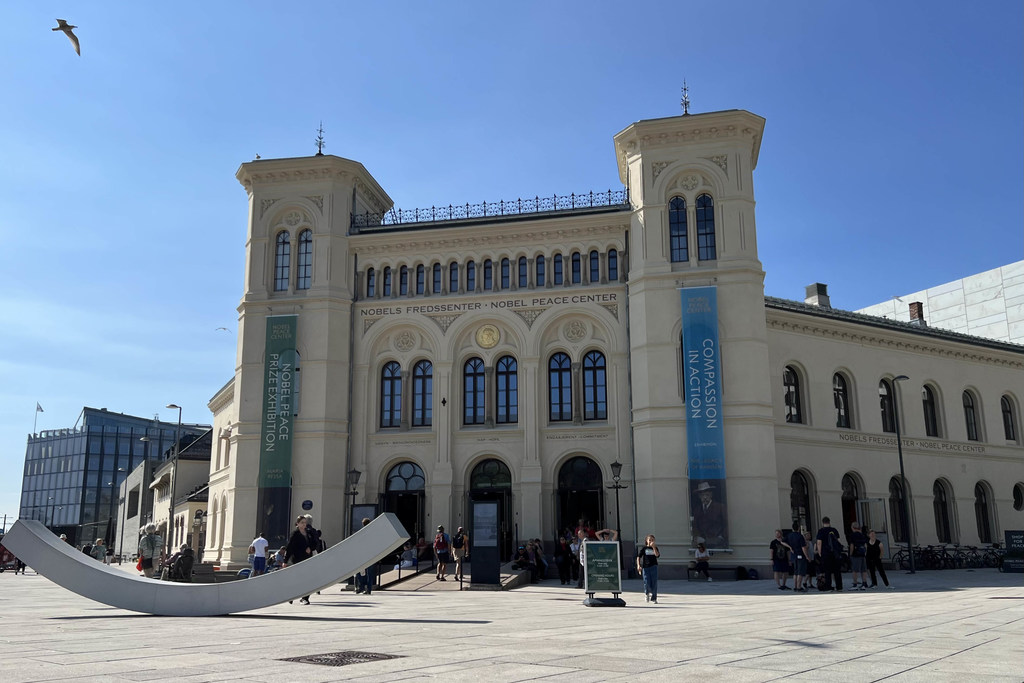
36;402;44;413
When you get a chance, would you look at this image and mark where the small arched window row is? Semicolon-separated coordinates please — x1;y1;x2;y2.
273;228;315;293
359;248;625;299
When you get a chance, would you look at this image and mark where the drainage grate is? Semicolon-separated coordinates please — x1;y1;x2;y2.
281;651;404;667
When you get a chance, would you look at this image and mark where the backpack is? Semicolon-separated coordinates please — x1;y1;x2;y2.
825;530;842;557
434;533;449;552
774;542;789;561
82;544;92;556
452;532;465;549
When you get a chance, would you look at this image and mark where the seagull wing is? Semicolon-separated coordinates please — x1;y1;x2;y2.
65;28;80;56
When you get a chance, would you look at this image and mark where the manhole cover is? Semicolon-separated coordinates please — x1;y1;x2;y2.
281;651;404;667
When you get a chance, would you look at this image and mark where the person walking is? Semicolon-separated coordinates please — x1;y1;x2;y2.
637;534;661;603
248;532;269;577
355;518;374;594
137;524;163;578
865;529;892;589
433;525;451;580
848;522;869;590
770;529;792;590
285;516;314;604
786;523;808;592
815;516;844;591
451;526;469;581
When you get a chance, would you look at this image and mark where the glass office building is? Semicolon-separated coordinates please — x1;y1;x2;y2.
20;407;210;546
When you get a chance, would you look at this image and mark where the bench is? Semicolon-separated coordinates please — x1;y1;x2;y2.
687;564;741;581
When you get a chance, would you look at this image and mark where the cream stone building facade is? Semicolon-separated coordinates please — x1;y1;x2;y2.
204;109;1024;574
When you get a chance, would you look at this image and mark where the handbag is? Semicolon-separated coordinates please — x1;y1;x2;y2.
135;558;143;571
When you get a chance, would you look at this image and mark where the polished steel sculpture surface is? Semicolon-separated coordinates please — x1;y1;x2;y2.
3;515;408;616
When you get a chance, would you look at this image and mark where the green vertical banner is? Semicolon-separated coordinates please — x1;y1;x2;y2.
257;315;297;547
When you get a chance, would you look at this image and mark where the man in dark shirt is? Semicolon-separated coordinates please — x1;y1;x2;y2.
785;522;808;592
815;516;843;591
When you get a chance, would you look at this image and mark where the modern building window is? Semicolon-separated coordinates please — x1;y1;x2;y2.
495;355;518;424
963;391;979;441
432;264;442;294
833;373;851;428
783;366;802;424
669;197;688;262
582;350;607;420
608;249;618;281
500;258;510;289
553;253;563;284
571;252;581;284
366;267;376;298
380;361;402;428
974;482;993;543
416;265;425;295
399;265;409;295
696;194;716;261
274;231;290;291
449;262;459;293
296;229;312;290
466;261;476;292
879;379;896;433
1001;395;1018;441
518;256;528;288
589;250;600;283
483;259;493;290
412;360;432;427
463;358;485;425
549;352;573;422
889;477;908;543
922;385;940;437
535;255;545;287
382;266;392;297
933;479;952;543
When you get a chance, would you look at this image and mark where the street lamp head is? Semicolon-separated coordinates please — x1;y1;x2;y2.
346;468;362;489
610;460;623;480
139;436;150;442
166;403;181;410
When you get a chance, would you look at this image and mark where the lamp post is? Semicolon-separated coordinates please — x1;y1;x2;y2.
607;461;627;569
47;496;55;530
345;468;361;538
892;375;916;574
165;404;183;557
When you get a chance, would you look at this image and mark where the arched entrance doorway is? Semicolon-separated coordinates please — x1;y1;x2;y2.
789;470;814;534
467;458;513;561
381;462;425;545
556;456;603;537
841;473;860;540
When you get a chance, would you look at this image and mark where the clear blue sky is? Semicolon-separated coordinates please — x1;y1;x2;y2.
1;2;1020;527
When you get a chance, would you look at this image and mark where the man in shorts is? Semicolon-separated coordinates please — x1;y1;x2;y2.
433;525;451;580
786;522;808;592
848;522;868;590
249;532;269;577
451;526;469;581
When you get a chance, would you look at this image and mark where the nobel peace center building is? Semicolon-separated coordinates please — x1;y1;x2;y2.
205;108;1024;573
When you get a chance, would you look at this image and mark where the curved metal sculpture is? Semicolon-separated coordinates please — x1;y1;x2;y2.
3;515;408;616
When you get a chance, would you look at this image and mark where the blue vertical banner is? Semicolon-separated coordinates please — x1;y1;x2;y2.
680;287;729;549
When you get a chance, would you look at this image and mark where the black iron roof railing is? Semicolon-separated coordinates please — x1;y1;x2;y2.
352;188;630;230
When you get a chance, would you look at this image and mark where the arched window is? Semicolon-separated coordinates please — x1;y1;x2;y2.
495;356;518;424
296;229;312;290
974;482;993;543
463;358;485;425
962;391;979;441
1014;483;1024;512
366;267;376;298
889;477;908;543
549;352;573;422
583;350;607;420
783;366;802;424
1001;395;1017;441
466;261;476;292
535;255;545;287
589;250;600;283
471;459;512;489
432;263;442;294
790;471;813;533
412;360;432;427
696;194;716;261
483;259;493;290
449;262;459;293
416;265;425;295
571;252;581;284
274;231;290;291
399;265;409;295
380;361;402;428
833;373;851;428
608;249;618;281
382;266;392;297
933;480;952;543
922;385;939;437
386;461;425;491
879;379;896;433
669;197;688;262
500;258;510;289
553;253;563;285
518;256;528;288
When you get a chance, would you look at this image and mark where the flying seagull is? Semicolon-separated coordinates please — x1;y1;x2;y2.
53;19;80;56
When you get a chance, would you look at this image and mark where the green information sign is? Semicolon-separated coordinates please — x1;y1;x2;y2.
258;315;298;488
583;541;621;594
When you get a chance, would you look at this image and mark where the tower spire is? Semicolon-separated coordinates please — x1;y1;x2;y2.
681;80;691;115
315;121;325;156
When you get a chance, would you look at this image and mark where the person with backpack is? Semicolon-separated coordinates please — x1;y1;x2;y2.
815;516;844;591
785;523;808;592
433;525;451;581
848;522;869;590
451;526;469;581
137;523;164;578
770;529;793;590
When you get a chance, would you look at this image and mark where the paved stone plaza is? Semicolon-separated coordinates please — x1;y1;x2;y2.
0;568;1021;682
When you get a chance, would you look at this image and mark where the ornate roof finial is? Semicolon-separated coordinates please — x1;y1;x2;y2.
681;80;691;115
315;121;325;156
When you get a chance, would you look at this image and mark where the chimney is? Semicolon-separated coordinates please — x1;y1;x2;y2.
804;283;831;308
909;301;927;327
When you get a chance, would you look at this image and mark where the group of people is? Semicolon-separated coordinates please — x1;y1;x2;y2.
770;516;892;592
431;524;468;581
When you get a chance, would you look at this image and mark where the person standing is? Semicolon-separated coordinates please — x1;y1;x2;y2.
571;531;583;586
637;534;661;603
285;516;313;604
433;525;451;580
249;532;269;577
786;523;808;592
770;529;792;590
90;538;106;562
554;536;573;585
451;526;469;581
848;522;869;590
355;518;373;594
815;516;844;591
865;529;892;589
137;524;164;578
